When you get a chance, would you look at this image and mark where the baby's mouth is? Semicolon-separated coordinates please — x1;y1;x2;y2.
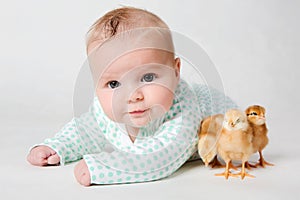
129;109;149;115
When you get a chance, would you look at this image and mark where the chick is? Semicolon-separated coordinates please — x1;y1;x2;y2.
198;114;224;167
245;105;274;168
216;109;255;179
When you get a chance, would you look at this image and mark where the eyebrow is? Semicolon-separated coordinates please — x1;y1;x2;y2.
98;75;116;85
99;63;171;82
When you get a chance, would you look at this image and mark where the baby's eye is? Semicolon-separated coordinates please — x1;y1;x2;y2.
251;112;258;116
141;73;157;82
107;80;121;89
236;118;240;123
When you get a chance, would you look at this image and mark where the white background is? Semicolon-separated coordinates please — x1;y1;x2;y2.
1;0;299;199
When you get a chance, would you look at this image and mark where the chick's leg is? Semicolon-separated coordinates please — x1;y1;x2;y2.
256;151;274;168
236;161;255;179
215;160;238;179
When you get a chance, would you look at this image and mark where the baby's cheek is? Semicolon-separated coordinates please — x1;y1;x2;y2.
149;86;174;111
161;88;174;107
97;93;114;119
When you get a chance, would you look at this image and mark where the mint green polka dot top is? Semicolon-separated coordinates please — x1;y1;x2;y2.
41;79;236;184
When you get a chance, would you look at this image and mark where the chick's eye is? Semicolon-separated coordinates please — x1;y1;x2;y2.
108;80;121;89
141;73;156;82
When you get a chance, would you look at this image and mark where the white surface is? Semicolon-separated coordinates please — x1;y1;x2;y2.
1;0;300;199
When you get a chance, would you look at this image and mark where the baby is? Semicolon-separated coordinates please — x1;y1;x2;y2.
27;7;236;186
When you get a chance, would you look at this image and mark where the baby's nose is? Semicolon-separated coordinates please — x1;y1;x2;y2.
128;89;144;103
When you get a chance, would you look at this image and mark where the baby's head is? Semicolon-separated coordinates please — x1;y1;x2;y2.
86;7;170;53
87;7;180;128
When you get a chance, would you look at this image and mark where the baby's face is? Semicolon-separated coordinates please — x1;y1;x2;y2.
96;49;180;128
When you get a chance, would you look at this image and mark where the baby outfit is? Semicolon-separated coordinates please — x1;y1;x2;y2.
40;79;236;184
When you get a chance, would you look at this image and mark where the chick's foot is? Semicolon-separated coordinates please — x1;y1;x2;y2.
215;170;239;179
256;156;274;168
235;171;255;179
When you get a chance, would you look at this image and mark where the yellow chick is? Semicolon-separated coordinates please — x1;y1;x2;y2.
216;109;255;179
245;105;274;168
198;114;224;167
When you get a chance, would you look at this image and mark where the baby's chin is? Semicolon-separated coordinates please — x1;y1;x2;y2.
109;105;169;127
123;114;162;128
126;120;151;128
116;113;165;128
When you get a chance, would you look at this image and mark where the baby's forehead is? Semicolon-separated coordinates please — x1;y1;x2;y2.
88;40;173;57
110;49;174;69
108;49;173;70
96;49;175;81
88;28;175;83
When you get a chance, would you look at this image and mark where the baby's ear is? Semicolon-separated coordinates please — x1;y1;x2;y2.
174;57;181;77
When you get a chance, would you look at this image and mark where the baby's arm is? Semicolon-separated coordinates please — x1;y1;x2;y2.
27;104;107;167
27;118;83;166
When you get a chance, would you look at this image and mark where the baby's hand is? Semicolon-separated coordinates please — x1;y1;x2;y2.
27;145;60;166
74;159;91;186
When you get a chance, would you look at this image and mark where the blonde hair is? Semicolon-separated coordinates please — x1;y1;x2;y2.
86;7;170;53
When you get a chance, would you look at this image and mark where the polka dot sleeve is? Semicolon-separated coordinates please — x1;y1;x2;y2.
39;107;109;165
